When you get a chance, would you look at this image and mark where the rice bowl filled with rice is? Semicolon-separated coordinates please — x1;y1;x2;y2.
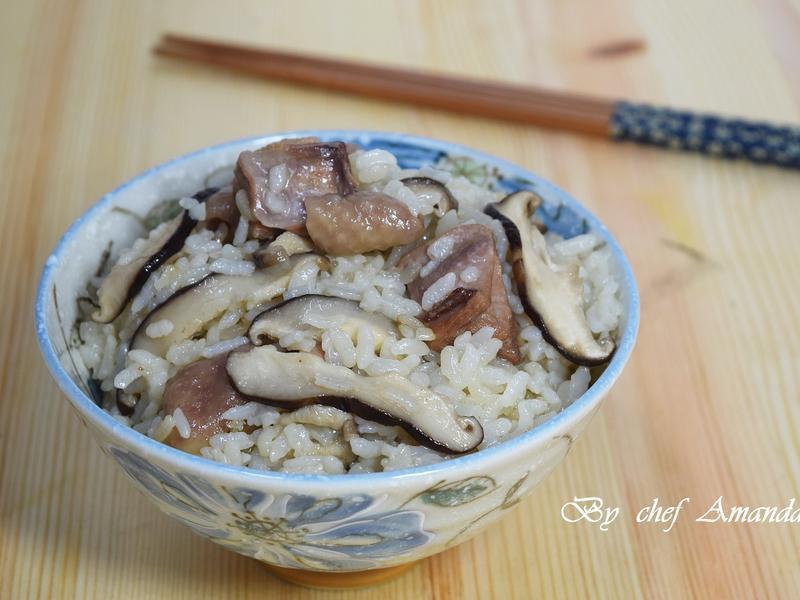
75;137;623;475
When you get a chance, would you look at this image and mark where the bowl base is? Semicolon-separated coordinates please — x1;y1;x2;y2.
263;560;420;589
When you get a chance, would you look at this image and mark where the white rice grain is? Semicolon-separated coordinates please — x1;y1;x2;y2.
353;149;399;184
324;328;357;368
166;339;206;366
145;319;174;339
269;164;290;191
150;415;176;442
420;272;457;311
232;217;249;246
201;336;248;358
460;266;479;283
428;234;455;261
173;408;191;439
235;189;253;221
209;258;255;276
179;196;199;211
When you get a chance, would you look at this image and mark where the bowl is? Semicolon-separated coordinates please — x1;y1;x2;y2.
35;131;639;584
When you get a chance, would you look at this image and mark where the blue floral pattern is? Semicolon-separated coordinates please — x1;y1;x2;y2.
110;448;432;570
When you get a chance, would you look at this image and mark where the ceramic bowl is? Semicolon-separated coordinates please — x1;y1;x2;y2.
35;131;639;577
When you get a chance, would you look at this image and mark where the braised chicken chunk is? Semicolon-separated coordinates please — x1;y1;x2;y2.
235;139;357;233
399;224;521;363
305;191;424;255
163;354;247;453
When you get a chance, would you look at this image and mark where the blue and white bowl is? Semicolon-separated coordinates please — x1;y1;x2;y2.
35;131;639;573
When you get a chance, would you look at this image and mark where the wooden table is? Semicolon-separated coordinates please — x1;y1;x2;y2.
2;1;800;597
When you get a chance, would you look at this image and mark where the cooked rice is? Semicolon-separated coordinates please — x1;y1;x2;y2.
77;145;623;474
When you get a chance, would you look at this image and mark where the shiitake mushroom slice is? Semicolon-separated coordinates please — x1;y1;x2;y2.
248;294;397;350
130;255;323;356
485;190;614;366
226;345;483;454
92;188;219;324
401;177;458;216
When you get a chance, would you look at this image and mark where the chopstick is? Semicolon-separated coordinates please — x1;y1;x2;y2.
155;34;612;135
154;34;800;170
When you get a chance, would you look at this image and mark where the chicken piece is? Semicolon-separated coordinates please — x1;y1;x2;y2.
465;259;520;363
305;191;424;255
398;224;521;363
235;139;357;233
404;234;494;341
163;354;247;454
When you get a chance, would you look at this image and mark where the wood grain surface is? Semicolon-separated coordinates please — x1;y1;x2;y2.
2;1;800;598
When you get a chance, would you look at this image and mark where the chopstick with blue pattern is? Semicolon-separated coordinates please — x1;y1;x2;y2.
610;102;800;168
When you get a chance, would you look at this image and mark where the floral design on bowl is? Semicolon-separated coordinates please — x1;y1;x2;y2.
111;446;432;570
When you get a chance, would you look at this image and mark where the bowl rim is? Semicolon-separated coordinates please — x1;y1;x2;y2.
35;129;639;486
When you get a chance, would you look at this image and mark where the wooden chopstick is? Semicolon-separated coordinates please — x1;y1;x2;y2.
154;34;613;136
156;34;612;112
153;34;800;170
160;35;609;112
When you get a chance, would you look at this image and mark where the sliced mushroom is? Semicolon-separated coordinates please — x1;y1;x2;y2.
235;140;357;233
92;211;196;323
248;221;278;241
116;389;136;416
253;231;315;268
248;294;397;349
226;346;483;454
305;191;424;255
130;254;323;356
162;354;247;454
92;187;225;324
401;177;458;216
200;186;238;243
484;191;614;366
192;187;221;202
